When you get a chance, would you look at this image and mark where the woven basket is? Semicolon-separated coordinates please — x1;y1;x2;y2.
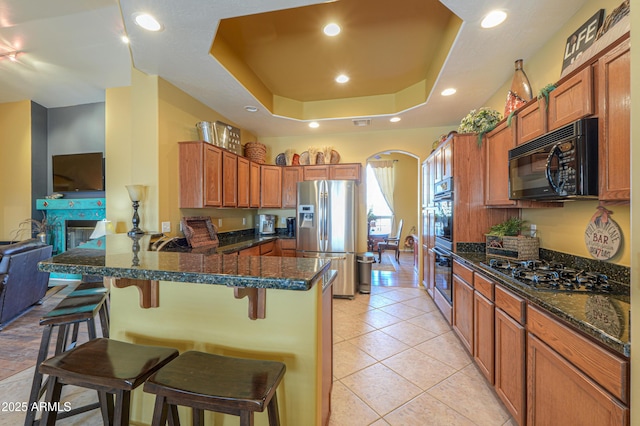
244;142;266;164
486;235;539;260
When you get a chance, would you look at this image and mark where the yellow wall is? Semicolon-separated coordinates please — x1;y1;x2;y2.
0;100;32;240
482;0;630;266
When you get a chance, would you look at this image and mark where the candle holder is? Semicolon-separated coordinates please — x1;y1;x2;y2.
126;185;145;236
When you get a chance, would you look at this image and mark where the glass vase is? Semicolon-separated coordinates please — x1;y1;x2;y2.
504;59;533;116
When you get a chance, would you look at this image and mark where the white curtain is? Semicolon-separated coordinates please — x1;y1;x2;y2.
369;160;395;217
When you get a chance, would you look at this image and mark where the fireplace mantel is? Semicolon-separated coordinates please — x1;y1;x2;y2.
36;198;106;255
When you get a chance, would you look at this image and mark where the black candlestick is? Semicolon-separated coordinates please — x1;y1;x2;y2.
128;200;144;236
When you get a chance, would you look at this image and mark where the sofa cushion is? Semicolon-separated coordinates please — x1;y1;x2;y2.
0;239;49;274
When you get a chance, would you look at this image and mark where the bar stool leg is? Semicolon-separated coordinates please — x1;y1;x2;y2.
193;408;205;426
239;411;254;426
97;391;114;425
24;325;54;426
113;389;131;426
40;376;63;426
267;392;281;426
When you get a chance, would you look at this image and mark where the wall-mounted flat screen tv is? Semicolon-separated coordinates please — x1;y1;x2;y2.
53;152;105;192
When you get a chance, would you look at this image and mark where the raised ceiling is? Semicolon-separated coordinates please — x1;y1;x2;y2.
0;0;591;137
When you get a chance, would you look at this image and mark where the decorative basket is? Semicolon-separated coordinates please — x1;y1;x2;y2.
486;235;539;260
244;142;266;164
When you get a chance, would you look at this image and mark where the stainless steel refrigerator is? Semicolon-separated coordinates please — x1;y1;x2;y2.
296;180;357;298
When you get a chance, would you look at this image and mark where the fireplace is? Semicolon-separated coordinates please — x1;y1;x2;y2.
66;220;99;250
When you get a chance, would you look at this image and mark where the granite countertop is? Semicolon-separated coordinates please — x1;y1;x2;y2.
38;234;330;291
454;252;630;357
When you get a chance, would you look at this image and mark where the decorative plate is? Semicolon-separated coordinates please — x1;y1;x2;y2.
292;153;300;165
330;150;340;164
275;153;286;166
299;151;310;165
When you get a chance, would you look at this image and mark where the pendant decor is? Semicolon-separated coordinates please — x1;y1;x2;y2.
584;206;622;260
504;59;533;117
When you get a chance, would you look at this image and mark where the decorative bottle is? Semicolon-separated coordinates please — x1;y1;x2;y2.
504;59;533;116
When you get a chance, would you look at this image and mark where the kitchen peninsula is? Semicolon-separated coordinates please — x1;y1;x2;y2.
38;233;334;426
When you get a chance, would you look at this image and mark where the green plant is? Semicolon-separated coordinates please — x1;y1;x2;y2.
488;217;527;237
457;107;503;146
537;83;557;110
11;212;58;242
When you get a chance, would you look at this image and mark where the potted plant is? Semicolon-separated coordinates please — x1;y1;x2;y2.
11;212;57;243
458;107;503;145
486;217;539;260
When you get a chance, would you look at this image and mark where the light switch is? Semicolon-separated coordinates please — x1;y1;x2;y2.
162;221;171;233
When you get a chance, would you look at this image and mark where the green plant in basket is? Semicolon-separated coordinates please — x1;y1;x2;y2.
458;107;503;145
488;217;527;237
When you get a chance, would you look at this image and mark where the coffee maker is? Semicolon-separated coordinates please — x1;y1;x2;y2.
255;214;276;235
286;217;296;237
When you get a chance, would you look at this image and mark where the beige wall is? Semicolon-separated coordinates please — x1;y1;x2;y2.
0;100;32;240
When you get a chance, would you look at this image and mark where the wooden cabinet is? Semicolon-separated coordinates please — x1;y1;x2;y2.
515;98;546;145
237;156;250;208
548;66;594;131
238;245;260;256
527;334;628;426
421;209;435;296
598;37;630;202
249;161;261;208
494;286;526;426
303;164;361;182
432;139;452;183
179;141;222;208
259;240;275;255
473;273;495;384
278;238;297;257
260;165;282;208
281;166;303;209
485;121;516;207
222;150;238;207
452;260;474;354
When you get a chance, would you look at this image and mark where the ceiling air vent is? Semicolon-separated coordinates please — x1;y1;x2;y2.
352;119;371;127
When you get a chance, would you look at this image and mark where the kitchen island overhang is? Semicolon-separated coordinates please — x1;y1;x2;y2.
37;234;335;426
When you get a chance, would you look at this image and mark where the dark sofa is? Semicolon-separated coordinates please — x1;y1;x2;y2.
0;239;53;329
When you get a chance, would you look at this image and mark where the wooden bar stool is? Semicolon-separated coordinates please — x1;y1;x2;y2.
25;290;110;426
39;338;179;426
144;351;286;426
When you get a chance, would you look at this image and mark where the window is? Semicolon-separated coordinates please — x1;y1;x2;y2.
366;164;392;234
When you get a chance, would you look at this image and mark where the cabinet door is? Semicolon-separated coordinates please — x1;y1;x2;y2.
222;151;237;207
249;161;261;208
598;38;630;202
452;274;474;354
204;144;223;207
261;165;282;208
495;308;526;426
282;166;303;208
516;98;547;145
238;245;260;256
474;290;494;384
303;165;330;181
329;164;361;181
485;121;516;207
548;66;594;131
527;334;628;426
441;140;453;180
237;156;250;208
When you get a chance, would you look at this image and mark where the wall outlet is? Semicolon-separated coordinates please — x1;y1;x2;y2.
162;221;171;233
530;224;537;237
242;218;246;225
218;219;223;227
281;217;286;224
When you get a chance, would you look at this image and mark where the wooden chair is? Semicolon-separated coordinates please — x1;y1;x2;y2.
144;351;286;426
378;219;403;263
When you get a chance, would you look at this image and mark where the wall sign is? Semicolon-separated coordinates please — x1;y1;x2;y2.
561;9;604;72
584;207;622;260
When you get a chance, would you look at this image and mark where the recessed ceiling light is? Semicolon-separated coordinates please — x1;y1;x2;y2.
390;117;401;123
441;88;456;96
481;10;507;28
309;122;320;128
335;74;349;84
323;23;341;36
244;106;258;113
134;13;163;31
121;35;130;44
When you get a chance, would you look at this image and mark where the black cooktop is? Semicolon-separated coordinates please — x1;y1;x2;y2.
481;258;625;294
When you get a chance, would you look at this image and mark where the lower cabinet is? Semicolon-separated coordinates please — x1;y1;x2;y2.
473;289;494;383
452;274;474;354
278;239;297;257
495;306;526;426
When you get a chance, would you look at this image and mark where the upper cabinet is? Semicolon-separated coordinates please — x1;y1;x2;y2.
260;165;282;208
485;121;516;207
303;163;361;182
179;141;222;208
515;98;546;145
282;166;303;209
222;151;238;207
237;156;250;208
548;66;594;131
598;37;630;202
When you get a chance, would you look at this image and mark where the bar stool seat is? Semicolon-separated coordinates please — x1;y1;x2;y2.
39;338;179;426
144;351;286;426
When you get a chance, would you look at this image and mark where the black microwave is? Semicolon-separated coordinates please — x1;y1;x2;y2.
508;118;598;200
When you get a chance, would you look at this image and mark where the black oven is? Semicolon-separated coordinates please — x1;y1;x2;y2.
433;177;453;251
433;246;453;304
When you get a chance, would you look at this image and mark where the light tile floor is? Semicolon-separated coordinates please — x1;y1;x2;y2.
330;286;515;426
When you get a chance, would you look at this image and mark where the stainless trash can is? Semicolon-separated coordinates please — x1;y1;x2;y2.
357;252;375;294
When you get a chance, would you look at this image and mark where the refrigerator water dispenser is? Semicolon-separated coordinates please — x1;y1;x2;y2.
298;205;315;228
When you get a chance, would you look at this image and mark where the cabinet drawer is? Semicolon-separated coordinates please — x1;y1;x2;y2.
527;305;629;403
473;272;494;301
279;239;296;250
453;259;473;285
495;285;525;324
260;241;275;255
